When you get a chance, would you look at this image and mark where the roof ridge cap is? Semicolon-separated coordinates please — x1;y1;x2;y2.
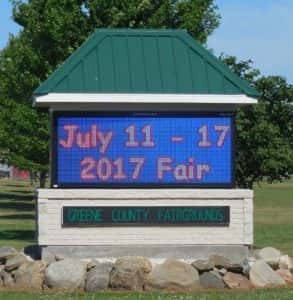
94;28;187;34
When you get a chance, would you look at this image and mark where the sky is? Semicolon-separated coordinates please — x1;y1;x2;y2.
0;0;20;49
208;0;293;83
0;0;293;83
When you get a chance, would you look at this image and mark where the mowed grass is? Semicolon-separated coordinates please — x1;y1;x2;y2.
1;288;293;300
0;178;35;249
254;178;293;256
0;178;292;299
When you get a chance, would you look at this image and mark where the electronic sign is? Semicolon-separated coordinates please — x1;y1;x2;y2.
62;206;230;227
53;113;233;187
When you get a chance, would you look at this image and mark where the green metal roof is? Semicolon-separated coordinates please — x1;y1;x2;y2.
33;29;259;97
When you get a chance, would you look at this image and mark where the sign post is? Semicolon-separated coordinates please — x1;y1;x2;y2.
34;29;257;262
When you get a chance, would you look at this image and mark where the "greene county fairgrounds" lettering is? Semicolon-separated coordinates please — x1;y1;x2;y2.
62;206;230;226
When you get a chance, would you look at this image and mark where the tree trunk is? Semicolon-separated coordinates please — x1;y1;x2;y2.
39;171;47;188
29;171;35;187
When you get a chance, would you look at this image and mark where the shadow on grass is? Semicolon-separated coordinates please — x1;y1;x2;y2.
9;190;33;194
0;214;35;220
0;192;33;201
0;202;34;211
0;230;35;243
3;181;27;187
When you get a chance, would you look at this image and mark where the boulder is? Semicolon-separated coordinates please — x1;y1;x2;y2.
240;257;256;276
145;259;200;291
200;270;226;289
209;255;231;269
0;246;17;262
110;256;151;291
0;265;4;287
45;259;87;290
255;247;281;269
249;260;286;287
223;272;253;289
279;255;293;271
209;255;242;273
87;260;99;271
0;270;14;287
191;260;214;273
85;262;113;292
14;260;47;290
217;268;227;276
276;269;293;285
5;253;28;271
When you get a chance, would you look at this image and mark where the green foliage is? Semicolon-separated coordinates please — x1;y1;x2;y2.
1;1;291;188
0;98;49;172
0;35;50;179
222;56;293;188
0;0;220;186
85;0;220;43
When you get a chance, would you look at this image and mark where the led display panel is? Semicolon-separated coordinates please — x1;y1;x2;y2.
53;113;234;187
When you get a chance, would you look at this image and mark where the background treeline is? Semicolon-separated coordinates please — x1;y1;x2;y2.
0;0;292;187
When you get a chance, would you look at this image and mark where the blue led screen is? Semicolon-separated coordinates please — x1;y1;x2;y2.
55;114;233;186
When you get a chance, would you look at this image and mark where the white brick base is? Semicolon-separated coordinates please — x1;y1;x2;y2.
37;189;253;247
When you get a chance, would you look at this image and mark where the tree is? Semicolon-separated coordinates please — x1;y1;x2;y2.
3;1;291;189
84;0;220;43
0;34;50;186
0;0;220;187
222;56;293;188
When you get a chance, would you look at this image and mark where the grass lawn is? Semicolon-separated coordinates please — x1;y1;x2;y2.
1;288;293;300
254;179;293;257
0;177;292;299
0;179;35;250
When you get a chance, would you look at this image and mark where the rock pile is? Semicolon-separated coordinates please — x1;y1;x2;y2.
0;245;293;291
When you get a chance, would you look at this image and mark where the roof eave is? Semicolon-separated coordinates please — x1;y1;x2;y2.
34;93;257;108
